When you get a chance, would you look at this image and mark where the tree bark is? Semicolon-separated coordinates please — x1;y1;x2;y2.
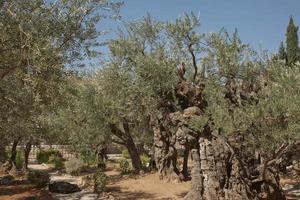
0;144;6;163
185;136;257;200
185;134;286;200
96;147;107;169
181;145;190;180
152;116;181;182
22;141;31;171
10;138;19;165
109;122;142;172
184;149;203;200
126;136;142;172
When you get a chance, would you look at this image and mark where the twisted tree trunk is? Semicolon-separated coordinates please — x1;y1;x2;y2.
185;134;286;200
109;121;142;172
181;145;190;180
10;138;19;165
152;115;181;182
126;136;142;173
184;149;203;200
22;141;31;171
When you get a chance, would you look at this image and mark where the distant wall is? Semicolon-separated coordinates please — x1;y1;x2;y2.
5;144;124;164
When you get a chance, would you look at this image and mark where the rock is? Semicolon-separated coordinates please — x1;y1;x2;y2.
49;181;81;194
0;175;15;185
169;111;184;125
183;106;201;118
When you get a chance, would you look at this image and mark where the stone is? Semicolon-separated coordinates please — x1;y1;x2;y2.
169;111;184;125
49;181;81;194
183;106;201;118
0;175;15;185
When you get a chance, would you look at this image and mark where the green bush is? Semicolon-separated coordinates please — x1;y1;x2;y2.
36;149;62;164
16;150;24;169
117;159;131;174
93;170;107;193
80;152;97;166
140;154;150;169
121;149;130;159
65;158;84;175
49;155;64;170
28;170;50;187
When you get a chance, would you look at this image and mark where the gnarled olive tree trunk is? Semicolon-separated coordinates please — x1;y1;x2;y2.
185;134;286;200
181;145;190;179
151;115;181;182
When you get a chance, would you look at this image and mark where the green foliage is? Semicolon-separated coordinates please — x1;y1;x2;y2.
80;152;98;166
36;149;61;164
49;155;64;170
278;41;287;61
93;170;107;193
28;170;50;187
122;149;130;159
15;150;24;169
65;158;84;175
140;154;151;169
286;17;299;66
0;0;122;157
117;159;131;174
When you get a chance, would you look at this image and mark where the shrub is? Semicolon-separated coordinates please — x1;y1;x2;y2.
80;152;97;166
36;149;62;164
121;149;130;159
49;155;64;170
28;170;50;187
65;158;84;175
117;159;131;174
140;154;151;169
15;150;24;169
93;170;107;193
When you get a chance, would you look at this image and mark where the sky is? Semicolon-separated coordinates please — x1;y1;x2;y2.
98;0;300;55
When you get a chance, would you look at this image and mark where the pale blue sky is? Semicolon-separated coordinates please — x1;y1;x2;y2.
98;0;300;54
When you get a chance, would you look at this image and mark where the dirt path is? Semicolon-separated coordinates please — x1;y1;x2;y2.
0;182;53;200
2;163;299;200
105;164;190;200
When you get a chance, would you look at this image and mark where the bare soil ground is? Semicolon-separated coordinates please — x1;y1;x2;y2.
106;172;190;200
0;181;53;200
0;162;299;200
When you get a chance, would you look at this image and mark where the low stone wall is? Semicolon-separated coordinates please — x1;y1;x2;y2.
5;144;124;164
5;145;77;164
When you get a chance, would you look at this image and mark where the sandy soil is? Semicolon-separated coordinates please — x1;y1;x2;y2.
1;162;299;200
107;173;190;200
0;182;53;200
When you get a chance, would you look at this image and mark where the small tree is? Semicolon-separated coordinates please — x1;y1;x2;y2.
278;41;287;62
286;16;299;66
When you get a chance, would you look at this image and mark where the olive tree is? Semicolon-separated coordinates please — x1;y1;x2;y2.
0;0;122;170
